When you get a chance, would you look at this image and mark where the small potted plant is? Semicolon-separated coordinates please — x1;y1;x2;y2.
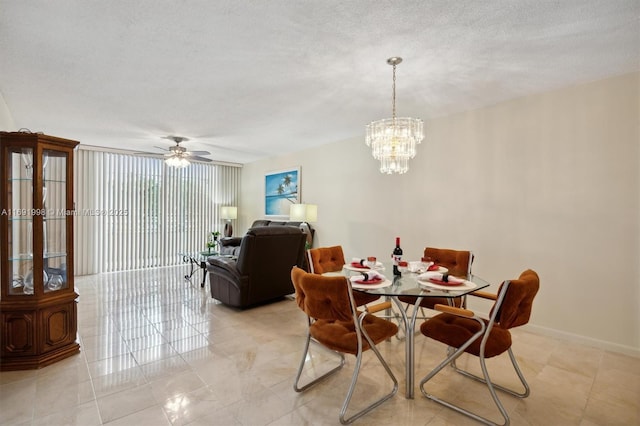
207;231;221;253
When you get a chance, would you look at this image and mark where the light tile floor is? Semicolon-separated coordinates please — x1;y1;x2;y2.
1;266;638;425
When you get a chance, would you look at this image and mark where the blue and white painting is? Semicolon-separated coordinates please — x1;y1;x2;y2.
265;168;300;216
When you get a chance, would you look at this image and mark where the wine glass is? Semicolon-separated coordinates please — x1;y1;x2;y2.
21;149;33;178
365;256;377;269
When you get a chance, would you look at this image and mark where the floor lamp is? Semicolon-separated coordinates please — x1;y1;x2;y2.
221;206;237;237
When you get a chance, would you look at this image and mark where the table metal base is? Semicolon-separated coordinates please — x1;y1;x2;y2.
181;253;211;287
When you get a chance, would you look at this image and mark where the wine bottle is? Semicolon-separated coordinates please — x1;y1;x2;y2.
392;237;403;276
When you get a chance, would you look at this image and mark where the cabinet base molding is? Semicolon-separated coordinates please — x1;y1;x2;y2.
0;341;80;371
1;295;80;371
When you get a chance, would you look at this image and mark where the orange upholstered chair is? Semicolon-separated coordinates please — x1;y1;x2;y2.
291;267;398;424
307;245;346;275
398;247;474;310
418;269;540;425
307;245;380;307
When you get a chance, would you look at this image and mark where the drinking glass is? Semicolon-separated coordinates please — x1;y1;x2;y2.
48;275;63;291
12;274;23;288
23;270;34;294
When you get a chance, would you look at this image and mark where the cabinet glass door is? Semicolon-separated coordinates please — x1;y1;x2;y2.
8;148;34;295
43;149;68;293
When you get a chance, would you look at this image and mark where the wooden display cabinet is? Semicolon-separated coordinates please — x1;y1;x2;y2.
0;131;80;370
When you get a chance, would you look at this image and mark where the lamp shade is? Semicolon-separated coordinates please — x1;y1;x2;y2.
289;204;317;222
220;206;237;220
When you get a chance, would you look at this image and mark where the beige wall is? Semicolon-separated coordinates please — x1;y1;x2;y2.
0;91;15;130
241;72;640;355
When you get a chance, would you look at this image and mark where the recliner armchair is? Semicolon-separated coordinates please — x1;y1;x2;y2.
207;226;307;308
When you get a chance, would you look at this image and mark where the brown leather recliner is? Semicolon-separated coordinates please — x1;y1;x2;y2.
207;226;307;308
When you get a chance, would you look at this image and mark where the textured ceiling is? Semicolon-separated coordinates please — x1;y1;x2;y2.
1;0;638;164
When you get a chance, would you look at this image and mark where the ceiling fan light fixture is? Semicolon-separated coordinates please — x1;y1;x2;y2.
135;135;212;167
165;156;190;168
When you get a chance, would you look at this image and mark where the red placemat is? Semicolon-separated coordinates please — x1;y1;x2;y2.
355;277;383;284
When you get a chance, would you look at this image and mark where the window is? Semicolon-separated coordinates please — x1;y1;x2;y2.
74;149;240;274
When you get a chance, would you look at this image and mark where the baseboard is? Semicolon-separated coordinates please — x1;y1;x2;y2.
522;323;640;358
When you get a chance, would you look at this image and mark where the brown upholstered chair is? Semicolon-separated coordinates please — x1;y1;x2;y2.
418;269;540;425
291;267;398;424
398;247;474;310
307;245;380;307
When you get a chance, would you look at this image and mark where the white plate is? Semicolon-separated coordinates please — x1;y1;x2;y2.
416;271;476;291
351;279;392;289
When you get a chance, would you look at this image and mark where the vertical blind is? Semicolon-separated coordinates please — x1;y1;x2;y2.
74;149;240;275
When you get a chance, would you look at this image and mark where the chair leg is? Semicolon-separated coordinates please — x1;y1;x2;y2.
421;346;528;426
420;324;512;425
339;314;398;425
451;347;530;398
294;329;345;392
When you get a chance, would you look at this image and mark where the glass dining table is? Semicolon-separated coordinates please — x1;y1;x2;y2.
345;264;491;399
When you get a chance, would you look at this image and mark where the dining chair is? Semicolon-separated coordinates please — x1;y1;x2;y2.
418;269;540;426
291;266;398;425
398;247;474;312
307;245;383;309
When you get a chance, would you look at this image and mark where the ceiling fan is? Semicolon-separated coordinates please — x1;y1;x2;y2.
149;135;213;167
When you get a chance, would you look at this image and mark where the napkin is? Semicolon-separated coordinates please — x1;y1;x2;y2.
350;270;386;284
408;261;440;273
350;258;369;268
423;273;465;285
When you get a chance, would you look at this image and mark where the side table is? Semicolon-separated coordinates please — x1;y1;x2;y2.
179;251;218;287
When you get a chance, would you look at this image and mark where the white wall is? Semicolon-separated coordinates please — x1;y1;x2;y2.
241;72;640;356
0;90;16;130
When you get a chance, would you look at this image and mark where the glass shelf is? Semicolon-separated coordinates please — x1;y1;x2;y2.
8;252;67;261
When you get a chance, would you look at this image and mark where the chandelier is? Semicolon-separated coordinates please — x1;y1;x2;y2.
366;57;424;174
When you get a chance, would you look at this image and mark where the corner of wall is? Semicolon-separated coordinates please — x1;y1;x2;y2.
0;89;16;130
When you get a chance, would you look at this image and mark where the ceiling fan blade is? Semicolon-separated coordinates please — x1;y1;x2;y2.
153;146;171;152
132;151;165;157
186;150;211;156
189;155;213;163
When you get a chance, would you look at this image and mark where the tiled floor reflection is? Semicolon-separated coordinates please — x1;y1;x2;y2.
1;266;638;425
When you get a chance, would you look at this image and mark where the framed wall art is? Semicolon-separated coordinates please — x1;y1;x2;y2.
264;167;300;217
